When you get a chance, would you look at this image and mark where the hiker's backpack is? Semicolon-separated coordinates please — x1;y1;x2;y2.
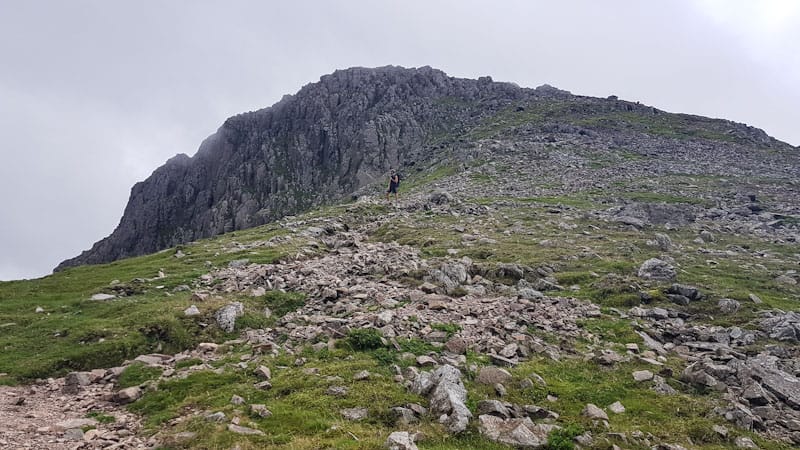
396;172;403;186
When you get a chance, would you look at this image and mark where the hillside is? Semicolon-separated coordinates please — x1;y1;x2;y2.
55;65;795;271
1;67;799;449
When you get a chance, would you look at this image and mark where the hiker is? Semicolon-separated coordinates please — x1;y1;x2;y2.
386;169;400;202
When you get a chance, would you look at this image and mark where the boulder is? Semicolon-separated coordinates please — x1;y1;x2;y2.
385;431;418;450
340;407;369;421
718;298;741;314
114;386;142;404
215;302;244;332
477;366;512;385
478;415;555;449
637;258;676;281
582;403;609;421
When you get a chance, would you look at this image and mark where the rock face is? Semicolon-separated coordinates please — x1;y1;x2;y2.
410;364;472;434
56;66;549;270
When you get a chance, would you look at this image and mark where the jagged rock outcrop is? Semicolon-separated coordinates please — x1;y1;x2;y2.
56;65;792;270
55;66;555;270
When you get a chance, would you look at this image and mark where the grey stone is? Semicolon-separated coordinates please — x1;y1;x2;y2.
608;401;626;414
427;365;472;433
227;424;264;435
385;431;419;450
205;411;226;422
477;400;512;419
637;258;676;281
734;436;758;448
633;370;654;382
254;365;272;380
184;305;201;316
250;404;272;418
478;415;555;449
340;407;369;421
477;366;512;385
114;387;142;404
718;298;741;314
582;403;609;421
215;301;244;332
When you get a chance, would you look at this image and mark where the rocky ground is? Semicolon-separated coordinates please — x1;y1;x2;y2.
3;128;799;448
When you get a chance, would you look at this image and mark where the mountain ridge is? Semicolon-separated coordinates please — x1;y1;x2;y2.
55;65;793;272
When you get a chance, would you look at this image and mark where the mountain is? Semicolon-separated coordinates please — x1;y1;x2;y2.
55;65;795;272
3;66;800;448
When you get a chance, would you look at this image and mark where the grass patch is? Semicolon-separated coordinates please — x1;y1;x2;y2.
118;362;163;388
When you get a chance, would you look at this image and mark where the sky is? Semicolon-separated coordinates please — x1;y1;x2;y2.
1;0;798;281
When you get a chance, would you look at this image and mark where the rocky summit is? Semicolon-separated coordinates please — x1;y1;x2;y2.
55;65;796;271
2;66;799;449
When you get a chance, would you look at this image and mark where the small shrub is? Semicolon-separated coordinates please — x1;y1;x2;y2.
371;347;397;365
547;423;584;450
344;328;384;351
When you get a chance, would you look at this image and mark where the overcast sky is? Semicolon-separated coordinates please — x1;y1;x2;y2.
1;0;798;281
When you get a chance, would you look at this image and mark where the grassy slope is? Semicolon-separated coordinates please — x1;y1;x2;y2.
1;106;797;448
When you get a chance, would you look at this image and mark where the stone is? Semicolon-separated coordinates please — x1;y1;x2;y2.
734;436;758;448
748;293;763;304
445;337;468;354
230;394;245;405
255;380;273;390
718;298;741;314
419;282;438;293
250;404;272;418
340;407;369;421
54;418;97;431
227;424;264;435
760;312;800;342
416;355;437;367
215;301;244;332
62;371;92;394
114;386;142;404
91;293;116;301
35;306;44;313
254;365;272;380
637;258;676;281
477;366;512;385
424;365;472;434
134;354;164;365
633;370;654;382
197;342;219;352
667;284;702;301
655;233;673;251
582;403;609;421
205;412;226;422
385;431;419;450
391;406;419;425
353;370;371;380
608;401;626;414
376;310;394;326
712;425;728;437
477;400;512;419
326;386;348;397
63;428;84;441
523;405;559;420
477;415;554;448
184;305;201;316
